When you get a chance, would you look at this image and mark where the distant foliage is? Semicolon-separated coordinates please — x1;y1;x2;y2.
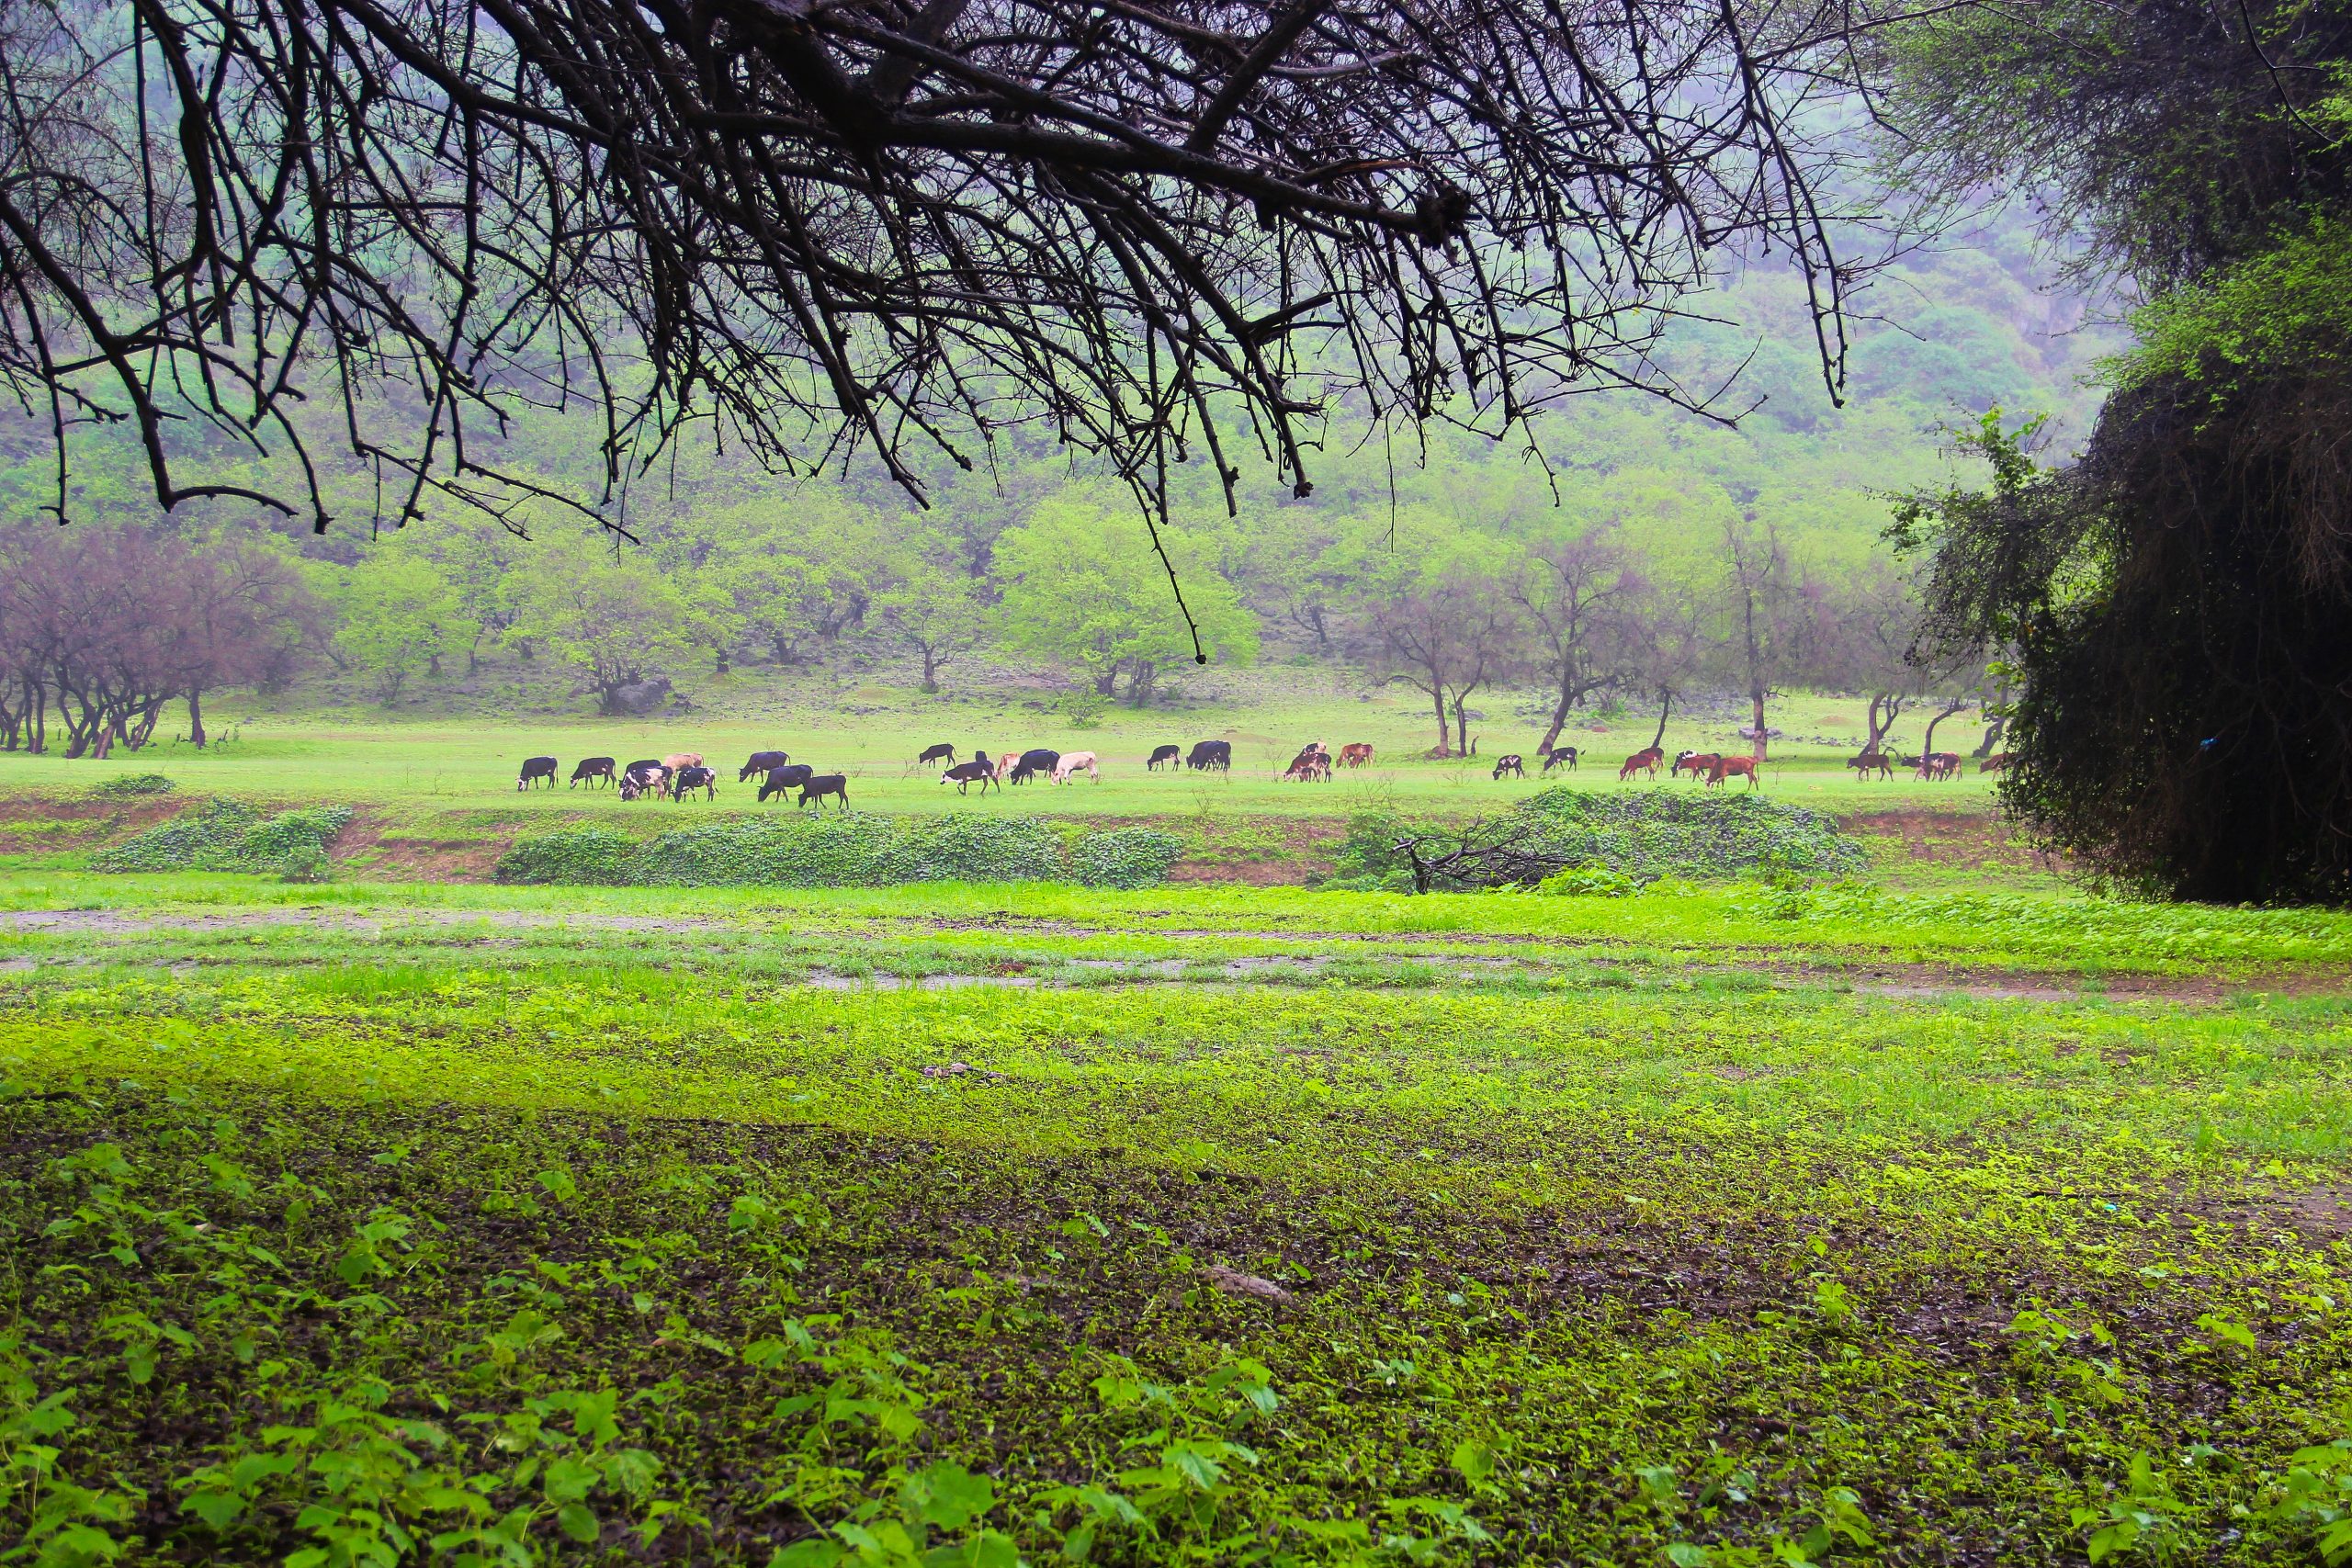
496;816;1182;889
1331;789;1867;892
88;773;175;798
93;800;352;875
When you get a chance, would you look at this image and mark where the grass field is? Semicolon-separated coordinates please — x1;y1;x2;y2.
0;685;2005;822
3;870;2349;1565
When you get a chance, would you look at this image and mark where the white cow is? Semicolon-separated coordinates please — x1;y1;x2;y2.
1052;750;1100;784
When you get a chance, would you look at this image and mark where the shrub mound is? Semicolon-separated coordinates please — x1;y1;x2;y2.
93;799;354;875
1332;788;1870;892
89;773;175;798
496;814;1183;889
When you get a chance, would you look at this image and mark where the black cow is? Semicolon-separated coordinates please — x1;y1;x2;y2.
917;742;956;766
569;756;616;788
738;750;789;783
1186;739;1233;772
798;773;850;811
941;761;998;795
758;763;815;803
670;765;718;801
517;755;558;791
1492;754;1525;780
1148;744;1181;771
1009;748;1059;785
1540;745;1577;773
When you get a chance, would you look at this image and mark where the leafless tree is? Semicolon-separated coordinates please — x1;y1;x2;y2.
1510;527;1644;757
1714;513;1827;759
1366;566;1521;757
0;0;1895;642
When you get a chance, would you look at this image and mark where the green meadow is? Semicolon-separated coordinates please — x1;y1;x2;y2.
3;872;2348;1565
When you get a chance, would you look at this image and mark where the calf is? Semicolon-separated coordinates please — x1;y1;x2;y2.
1847;752;1894;781
1186;739;1233;772
1283;748;1329;781
1491;754;1524;780
517;755;558;790
797;773;850;811
738;750;789;783
662;751;703;773
1618;747;1664;781
1052;750;1100;784
670;765;718;801
1148;744;1182;771
1707;754;1762;790
758;763;814;803
917;742;956;766
941;761;998;795
1339;742;1374;768
1541;745;1577;773
568;756;616;789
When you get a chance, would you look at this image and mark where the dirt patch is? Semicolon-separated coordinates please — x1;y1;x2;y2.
1839;807;2057;873
1167;818;1346;886
332;808;513;881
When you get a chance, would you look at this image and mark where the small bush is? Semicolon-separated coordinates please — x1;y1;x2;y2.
89;773;175;798
1070;829;1184;889
93;799;352;875
1537;863;1638;897
1347;789;1869;892
492;825;642;886
278;844;333;885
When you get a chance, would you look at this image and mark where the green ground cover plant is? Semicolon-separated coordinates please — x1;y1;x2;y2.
0;873;2346;1563
494;815;1185;890
1331;790;1872;891
89;800;354;877
86;773;175;799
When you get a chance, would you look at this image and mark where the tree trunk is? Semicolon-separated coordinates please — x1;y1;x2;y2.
1749;685;1769;761
1649;689;1673;751
1920;698;1968;761
187;690;208;748
1972;703;2008;758
920;645;942;694
1452;696;1475;758
1538;679;1575;758
1093;666;1118;698
1430;688;1451;755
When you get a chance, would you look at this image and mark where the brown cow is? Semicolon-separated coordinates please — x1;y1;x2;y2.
1618;747;1664;781
1672;750;1722;780
1980;751;2014;774
1846;752;1894;781
661;751;703;773
1919;751;1962;781
1707;754;1762;790
1338;742;1374;768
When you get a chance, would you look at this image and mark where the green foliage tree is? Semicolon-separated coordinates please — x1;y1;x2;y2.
876;555;984;694
994;501;1258;704
1881;0;2352;901
509;549;707;714
331;553;478;705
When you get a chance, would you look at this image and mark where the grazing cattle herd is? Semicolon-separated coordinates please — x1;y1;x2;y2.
513;726;1998;798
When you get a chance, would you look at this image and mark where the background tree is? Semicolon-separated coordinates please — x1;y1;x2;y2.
1510;526;1643;758
1883;0;2352;901
876;558;984;695
333;555;477;705
994;502;1258;705
510;553;707;715
1362;546;1524;758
